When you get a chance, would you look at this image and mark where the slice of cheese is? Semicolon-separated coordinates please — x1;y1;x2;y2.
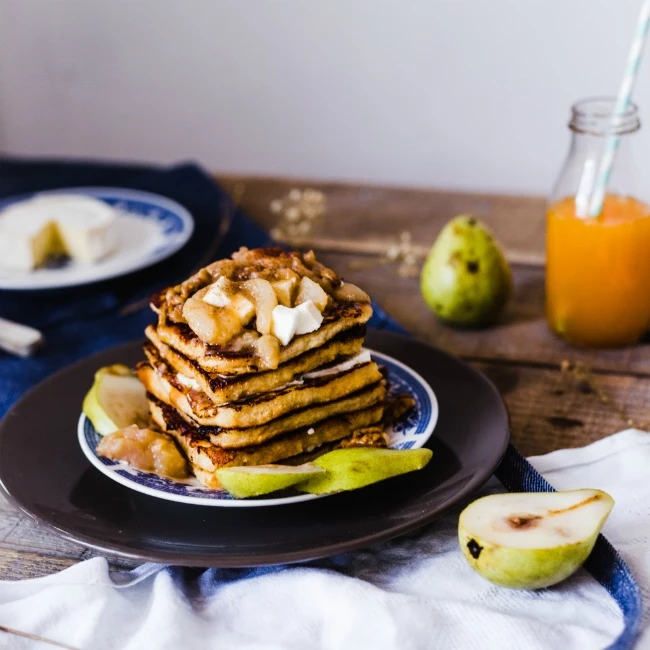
0;195;117;271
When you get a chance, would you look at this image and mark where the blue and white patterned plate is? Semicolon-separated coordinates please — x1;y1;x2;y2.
78;349;438;507
0;187;193;290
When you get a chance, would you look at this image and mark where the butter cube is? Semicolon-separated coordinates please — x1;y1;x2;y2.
294;300;323;335
271;304;299;346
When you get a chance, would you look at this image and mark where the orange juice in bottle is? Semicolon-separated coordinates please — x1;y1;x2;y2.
546;98;650;347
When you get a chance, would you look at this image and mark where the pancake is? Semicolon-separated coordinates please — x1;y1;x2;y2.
146;381;386;448
205;382;386;448
149;396;385;481
152;247;373;374
155;301;372;374
144;324;365;405
137;357;384;428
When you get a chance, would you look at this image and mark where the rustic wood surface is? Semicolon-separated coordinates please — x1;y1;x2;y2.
2;175;648;583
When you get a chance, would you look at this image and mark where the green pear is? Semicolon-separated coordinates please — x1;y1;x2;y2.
297;447;433;495
215;463;326;498
420;215;512;327
458;489;614;590
82;364;149;435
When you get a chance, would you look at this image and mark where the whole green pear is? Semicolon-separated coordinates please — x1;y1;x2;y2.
420;216;512;327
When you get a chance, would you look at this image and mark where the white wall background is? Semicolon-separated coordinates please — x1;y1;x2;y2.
0;0;648;195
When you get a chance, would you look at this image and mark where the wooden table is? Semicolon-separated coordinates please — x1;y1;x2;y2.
2;176;648;581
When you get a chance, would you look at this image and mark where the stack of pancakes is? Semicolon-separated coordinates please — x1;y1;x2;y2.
137;247;396;488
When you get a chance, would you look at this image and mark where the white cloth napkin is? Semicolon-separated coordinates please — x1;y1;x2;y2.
3;429;650;650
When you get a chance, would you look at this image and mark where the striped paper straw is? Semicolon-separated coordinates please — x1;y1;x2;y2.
587;0;650;218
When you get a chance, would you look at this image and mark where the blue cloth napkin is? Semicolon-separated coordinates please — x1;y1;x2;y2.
0;159;641;649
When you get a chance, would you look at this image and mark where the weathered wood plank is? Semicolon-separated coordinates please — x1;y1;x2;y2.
218;175;547;265
0;549;78;580
478;360;648;457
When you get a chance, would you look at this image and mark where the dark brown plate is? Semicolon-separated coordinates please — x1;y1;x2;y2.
0;330;509;567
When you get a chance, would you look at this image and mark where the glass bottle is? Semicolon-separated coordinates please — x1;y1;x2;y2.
546;97;650;347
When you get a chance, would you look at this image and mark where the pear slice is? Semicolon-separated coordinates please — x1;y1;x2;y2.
458;489;614;589
297;447;433;495
82;364;149;436
215;463;325;499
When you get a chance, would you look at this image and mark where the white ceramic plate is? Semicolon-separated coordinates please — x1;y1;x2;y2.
78;349;438;507
0;187;194;290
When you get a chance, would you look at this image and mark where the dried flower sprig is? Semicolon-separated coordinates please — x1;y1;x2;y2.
350;230;425;277
268;188;425;278
270;188;327;240
560;360;647;430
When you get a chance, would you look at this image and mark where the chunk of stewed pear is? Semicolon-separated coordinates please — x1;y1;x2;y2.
255;333;281;369
241;278;278;335
203;277;255;325
182;287;244;345
296;276;329;311
333;281;370;304
272;277;299;307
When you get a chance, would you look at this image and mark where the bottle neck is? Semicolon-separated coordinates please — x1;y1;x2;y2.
549;96;646;208
569;97;640;136
551;129;640;206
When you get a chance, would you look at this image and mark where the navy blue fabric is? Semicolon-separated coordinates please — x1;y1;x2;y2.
0;159;641;649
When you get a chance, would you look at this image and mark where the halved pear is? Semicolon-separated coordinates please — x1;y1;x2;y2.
215;463;325;498
82;364;149;435
297;447;433;495
458;489;614;589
